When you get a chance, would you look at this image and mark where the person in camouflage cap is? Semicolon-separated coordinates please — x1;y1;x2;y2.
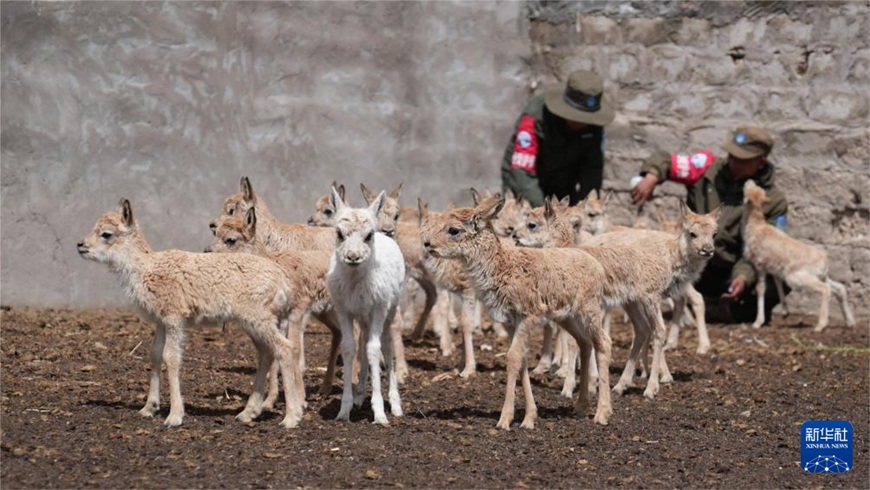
631;125;789;324
500;70;615;208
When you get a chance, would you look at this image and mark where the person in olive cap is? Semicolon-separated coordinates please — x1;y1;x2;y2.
631;125;789;324
501;70;615;207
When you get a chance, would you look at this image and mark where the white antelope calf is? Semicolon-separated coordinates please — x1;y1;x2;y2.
328;187;406;425
743;180;855;331
420;195;613;429
77;199;301;428
206;207;342;408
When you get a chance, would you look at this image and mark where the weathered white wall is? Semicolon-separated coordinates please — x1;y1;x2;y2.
1;1;530;308
2;1;868;320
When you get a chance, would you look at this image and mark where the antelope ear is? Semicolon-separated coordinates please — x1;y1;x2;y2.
330;186;346;215
417;198;429;226
544;196;557;221
678;200;690;217
368;190;386;217
470;187;482;205
708;205;721;220
389;182;403;199
588;189;599;201
118;198;135;227
478;194;506;222
240;176;256;204
558;195;571;211
360;183;377;205
245;207;257;234
603;191;613;205
331;181;346;201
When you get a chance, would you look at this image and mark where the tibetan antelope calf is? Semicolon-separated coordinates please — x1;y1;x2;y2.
420;194;613;428
78;199;301;428
206;207;341;408
328;187;406;425
418;199;481;377
743;180;855;331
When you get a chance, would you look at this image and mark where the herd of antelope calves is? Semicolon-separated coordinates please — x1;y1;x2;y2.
76;176;855;430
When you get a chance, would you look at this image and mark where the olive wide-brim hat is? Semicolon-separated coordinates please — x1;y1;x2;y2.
544;70;615;126
721;125;774;159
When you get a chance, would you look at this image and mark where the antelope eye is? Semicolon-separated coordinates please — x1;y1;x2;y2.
394;213;400;221
100;231;113;240
588;212;598;218
712;232;718;238
447;227;460;236
324;209;333;217
224;237;237;246
528;222;538;230
228;208;235;216
365;232;374;242
336;230;345;241
505;227;514;234
690;231;698;239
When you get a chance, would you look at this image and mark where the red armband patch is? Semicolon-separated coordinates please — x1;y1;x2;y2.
669;149;713;185
510;115;538;174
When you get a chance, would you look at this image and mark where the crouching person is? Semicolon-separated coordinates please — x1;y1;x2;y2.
631;125;789;325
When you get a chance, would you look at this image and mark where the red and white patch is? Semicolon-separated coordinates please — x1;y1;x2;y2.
510;115;538;174
669;149;713;185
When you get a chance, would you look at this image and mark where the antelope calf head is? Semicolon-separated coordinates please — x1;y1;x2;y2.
77;198;143;267
513;195;571;248
679;201;719;259
361;182;402;238
307;181;345;227
206;207;258;254
332;186;384;266
743;180;770;208
420;194;505;260
579;189;611;236
471;188;527;239
210;176;258;235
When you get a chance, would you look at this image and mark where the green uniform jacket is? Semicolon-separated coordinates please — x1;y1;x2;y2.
641;150;788;288
500;94;604;207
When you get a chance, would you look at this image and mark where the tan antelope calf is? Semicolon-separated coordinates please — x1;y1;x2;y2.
420;194;613;429
515;197;716;399
78;199;301;428
743;180;855;331
206;207;342;409
418;199;481;377
306;181;345;227
583;204;719;394
211;177;335;252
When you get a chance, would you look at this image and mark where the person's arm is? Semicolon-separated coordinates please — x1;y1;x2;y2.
631;150;670;206
500;114;546;208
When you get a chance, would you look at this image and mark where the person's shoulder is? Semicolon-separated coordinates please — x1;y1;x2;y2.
521;93;547;119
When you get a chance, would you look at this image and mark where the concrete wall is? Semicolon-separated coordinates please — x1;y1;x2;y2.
1;1;530;308
2;1;868;320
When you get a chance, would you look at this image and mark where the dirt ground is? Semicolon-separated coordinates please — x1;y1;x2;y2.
1;306;867;489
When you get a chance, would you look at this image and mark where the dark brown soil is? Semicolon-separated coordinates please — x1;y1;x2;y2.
1;307;867;489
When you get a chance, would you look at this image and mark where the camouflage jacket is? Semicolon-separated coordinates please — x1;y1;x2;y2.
500;94;604;207
641;150;788;288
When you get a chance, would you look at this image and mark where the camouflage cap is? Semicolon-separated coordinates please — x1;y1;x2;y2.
544;70;615;126
721;125;774;159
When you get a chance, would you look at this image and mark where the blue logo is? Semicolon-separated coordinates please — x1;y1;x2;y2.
586;96;597;108
775;215;787;231
801;421;852;473
735;133;747;144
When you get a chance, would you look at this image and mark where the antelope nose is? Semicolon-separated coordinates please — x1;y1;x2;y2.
307;218;316;226
423;241;431;248
76;241;84;248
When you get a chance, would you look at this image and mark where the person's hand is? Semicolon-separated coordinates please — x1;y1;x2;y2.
721;276;747;300
631;173;658;208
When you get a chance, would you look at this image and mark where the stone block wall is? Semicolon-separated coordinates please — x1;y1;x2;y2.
525;1;869;321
